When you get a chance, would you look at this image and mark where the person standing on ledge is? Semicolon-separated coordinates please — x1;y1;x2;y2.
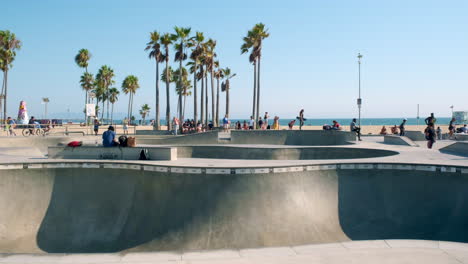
298;109;305;130
102;126;119;147
249;116;255;130
399;118;407;136
350;118;361;141
222;115;230;132
425;113;437;125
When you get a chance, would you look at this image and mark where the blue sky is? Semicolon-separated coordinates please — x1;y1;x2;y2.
2;0;467;120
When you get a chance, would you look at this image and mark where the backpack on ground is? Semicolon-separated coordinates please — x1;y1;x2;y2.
127;136;136;147
67;141;82;147
139;149;149;160
118;135;128;147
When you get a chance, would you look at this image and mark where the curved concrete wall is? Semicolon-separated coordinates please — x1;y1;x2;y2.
0;164;467;253
230;130;355;145
176;146;398;160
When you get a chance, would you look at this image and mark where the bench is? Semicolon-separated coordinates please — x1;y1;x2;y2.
48;146;177;161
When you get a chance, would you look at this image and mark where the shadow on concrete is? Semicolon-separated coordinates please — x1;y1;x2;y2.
338;169;468;242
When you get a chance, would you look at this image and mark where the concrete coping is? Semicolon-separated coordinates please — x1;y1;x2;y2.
1;162;466;175
0;240;467;263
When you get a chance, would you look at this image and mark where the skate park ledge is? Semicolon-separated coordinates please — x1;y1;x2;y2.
48;146;177;161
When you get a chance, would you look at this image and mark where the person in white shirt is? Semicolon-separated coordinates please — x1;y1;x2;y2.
249;116;255;130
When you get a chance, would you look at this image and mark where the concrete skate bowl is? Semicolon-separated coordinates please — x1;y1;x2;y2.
177;146;398;160
136;130;356;146
0;163;468;253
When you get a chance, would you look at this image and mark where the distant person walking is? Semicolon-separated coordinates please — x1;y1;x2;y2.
264;112;270;129
258;117;264;130
223;115;230;132
249;116;255;130
424;123;436;149
298;109;305;130
448;117;456;139
399;118;407;136
123;117;129;135
436;126;442;140
93;119;100;136
350;118;361;141
172;117;180;135
6;117;17;136
425;113;437;125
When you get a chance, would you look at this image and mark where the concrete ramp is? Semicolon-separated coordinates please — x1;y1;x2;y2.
440;142;468;157
0;167;468;253
384;135;418;147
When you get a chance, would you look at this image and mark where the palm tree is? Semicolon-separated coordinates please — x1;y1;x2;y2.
214;62;224;124
241;23;269;127
96;65;115;122
75;49;92;122
0;30;21;122
204;39;217;126
188;31;204;125
145;31;164;130
173;67;191;121
75;49;91;72
80;72;95;121
122;75;140;124
221;68;236;117
108;87;119;125
173;26;192;121
139;104;151;125
160;33;175;130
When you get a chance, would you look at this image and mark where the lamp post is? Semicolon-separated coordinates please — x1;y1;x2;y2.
450;105;454;118
42;97;49;119
357;53;363;128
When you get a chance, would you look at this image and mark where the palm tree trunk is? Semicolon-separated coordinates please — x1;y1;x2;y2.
210;70;215;127
179;48;183;122
165;58;171;130
205;74;208;125
84;92;88;124
107;97;110;123
200;68;205;124
130;93;134;123
216;77;220;124
127;94;131;123
111;103;114;125
3;70;8;122
193;63;198;124
101;99;105;120
256;56;261;128
252;60;257;127
183;94;186;120
226;87;230;118
155;62;160;130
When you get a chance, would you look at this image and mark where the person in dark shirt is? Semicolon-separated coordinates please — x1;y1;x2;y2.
399;118;407;136
102;126;119;147
425;113;437;125
258;117;264;129
424;123;436;149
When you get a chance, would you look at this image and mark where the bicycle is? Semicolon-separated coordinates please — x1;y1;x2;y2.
22;127;48;137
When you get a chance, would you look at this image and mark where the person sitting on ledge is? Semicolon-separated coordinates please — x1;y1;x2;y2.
331;120;341;130
380;125;387;135
102;126;119;147
391;125;399;135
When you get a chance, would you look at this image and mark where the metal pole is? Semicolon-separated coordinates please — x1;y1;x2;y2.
417;104;419;128
357;53;363;129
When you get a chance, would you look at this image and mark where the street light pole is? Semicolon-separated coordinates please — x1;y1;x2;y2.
357;53;363;129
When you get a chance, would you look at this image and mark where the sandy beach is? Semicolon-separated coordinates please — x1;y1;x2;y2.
0;124;451;137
